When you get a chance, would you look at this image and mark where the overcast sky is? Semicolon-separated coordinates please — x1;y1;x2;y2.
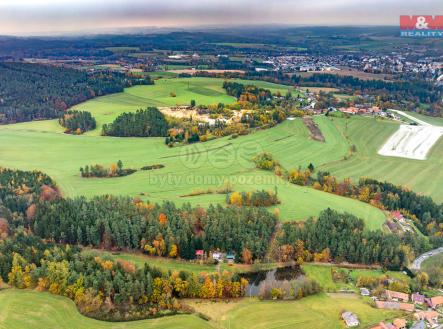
0;0;441;35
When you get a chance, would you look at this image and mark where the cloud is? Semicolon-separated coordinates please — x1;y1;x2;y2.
0;0;441;35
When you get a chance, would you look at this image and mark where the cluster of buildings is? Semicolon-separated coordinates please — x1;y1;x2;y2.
256;55;341;72
256;54;442;79
386;211;415;235
370;290;443;329
195;250;235;265
336;106;382;116
371;318;407;329
357;55;443;76
328;106;403;121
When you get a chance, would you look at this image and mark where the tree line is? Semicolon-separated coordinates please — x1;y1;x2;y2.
79;160;136;178
32;198;277;262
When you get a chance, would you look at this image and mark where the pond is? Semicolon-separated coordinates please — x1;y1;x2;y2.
241;265;303;297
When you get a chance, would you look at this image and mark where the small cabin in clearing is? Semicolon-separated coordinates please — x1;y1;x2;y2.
226;253;235;265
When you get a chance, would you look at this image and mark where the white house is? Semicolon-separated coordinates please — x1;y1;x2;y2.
342;311;359;327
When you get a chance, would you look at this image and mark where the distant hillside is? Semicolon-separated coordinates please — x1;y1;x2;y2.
0;62;151;123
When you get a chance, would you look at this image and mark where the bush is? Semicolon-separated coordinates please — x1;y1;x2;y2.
253;152;278;170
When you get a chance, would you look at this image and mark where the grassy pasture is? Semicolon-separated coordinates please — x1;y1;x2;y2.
8;77;443;226
189;294;402;329
421;252;443;274
85;249;284;275
299;86;340;93
302;264;410;292
405;112;443;126
0;289;212;329
0;115;386;227
319;116;443;203
69;77;297;132
0;289;402;329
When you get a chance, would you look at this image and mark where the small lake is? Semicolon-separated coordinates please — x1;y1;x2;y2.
241;265;303;297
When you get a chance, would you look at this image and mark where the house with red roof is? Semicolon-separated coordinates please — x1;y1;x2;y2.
385;290;409;302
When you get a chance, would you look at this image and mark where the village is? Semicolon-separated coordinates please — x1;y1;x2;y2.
341;288;443;329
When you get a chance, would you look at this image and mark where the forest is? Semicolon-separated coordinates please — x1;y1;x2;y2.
1;165;442;323
278;209;429;269
0;234;248;321
0;62;152;123
59;110;96;134
222;81;274;104
102;108;169;137
0;167;437;270
291;73;442;104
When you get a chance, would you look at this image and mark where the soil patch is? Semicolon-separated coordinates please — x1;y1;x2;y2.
303;116;325;142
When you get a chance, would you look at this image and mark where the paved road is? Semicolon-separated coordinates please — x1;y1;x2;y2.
410;247;443;271
390;110;431;126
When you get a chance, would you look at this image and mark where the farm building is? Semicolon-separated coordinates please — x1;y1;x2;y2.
341;311;359;327
211;251;224;262
226;253;235;265
425;296;443;309
392;318;407;329
370;319;407;329
410;321;426;329
392;211;405;222
195;249;205;260
411;292;425;305
414;310;439;328
339;107;358;115
385;290;409;302
370;322;396;329
360;287;370;296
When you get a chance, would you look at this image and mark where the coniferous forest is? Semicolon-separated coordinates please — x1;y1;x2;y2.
102;108;169;137
0;63;152;123
59;110;96;134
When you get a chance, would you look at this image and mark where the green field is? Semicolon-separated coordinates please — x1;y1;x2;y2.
405;112;443;126
69;77;296;133
0;289;212;329
319;116;443;203
83;249;272;274
0;289;403;329
0;113;385;228
421;253;443;273
302;264;410;292
189;293;402;329
3;77;441;227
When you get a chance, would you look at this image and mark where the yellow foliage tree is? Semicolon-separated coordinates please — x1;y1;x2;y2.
229;192;243;206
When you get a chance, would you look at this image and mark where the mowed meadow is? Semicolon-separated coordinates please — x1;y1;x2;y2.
0;289;401;329
1;77;442;227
